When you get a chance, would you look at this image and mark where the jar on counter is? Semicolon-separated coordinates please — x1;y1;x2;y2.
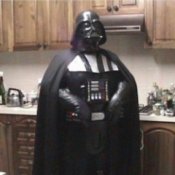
153;103;164;116
147;92;156;106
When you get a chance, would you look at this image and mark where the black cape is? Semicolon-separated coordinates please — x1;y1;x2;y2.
32;48;140;175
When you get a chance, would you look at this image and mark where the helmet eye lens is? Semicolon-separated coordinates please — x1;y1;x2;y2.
79;21;102;34
93;22;102;33
84;22;91;27
82;22;91;31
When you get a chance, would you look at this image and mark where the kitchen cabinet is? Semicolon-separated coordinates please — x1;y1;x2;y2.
12;116;36;175
92;0;144;15
1;0;92;51
48;0;92;49
141;121;175;175
1;0;145;52
0;116;10;175
0;1;12;51
12;0;74;50
0;0;2;49
12;0;92;51
72;0;92;23
145;0;175;48
0;114;36;175
12;0;43;50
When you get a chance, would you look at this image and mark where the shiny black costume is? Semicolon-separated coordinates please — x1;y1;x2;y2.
33;11;140;175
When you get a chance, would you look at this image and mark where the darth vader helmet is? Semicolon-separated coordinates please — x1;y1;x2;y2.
71;10;106;52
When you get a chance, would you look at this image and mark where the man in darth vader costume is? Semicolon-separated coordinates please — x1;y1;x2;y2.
33;10;140;175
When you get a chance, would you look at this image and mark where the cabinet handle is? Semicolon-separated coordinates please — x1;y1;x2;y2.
6;121;11;126
107;6;112;12
43;43;48;49
27;119;32;123
37;44;42;48
140;128;144;150
147;39;152;45
113;5;119;11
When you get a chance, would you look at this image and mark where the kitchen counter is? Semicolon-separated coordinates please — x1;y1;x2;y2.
139;114;175;123
1;105;175;122
0;105;37;115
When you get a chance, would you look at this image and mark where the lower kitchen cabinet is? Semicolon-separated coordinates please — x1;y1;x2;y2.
0;116;10;174
1;114;175;175
0;114;36;175
141;121;175;175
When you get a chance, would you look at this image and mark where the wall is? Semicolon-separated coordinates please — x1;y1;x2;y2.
1;34;175;105
105;34;175;104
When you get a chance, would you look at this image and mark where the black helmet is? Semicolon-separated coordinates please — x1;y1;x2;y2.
71;10;106;52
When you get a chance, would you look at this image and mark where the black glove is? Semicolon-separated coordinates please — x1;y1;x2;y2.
58;88;91;123
108;81;130;122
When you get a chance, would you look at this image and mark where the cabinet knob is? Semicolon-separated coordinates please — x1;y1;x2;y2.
43;43;48;49
37;44;42;48
107;6;112;12
27;119;32;123
147;39;152;45
113;5;119;11
6;121;11;126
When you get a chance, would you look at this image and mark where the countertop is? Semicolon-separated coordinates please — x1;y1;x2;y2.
139;114;175;123
1;105;175;123
0;105;37;116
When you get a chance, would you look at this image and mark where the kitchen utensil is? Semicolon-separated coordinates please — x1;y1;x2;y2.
6;88;24;107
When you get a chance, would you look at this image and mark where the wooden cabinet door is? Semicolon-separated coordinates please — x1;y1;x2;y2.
0;0;2;49
72;0;92;31
0;117;11;175
13;0;43;50
12;116;36;175
73;0;92;20
0;1;12;51
115;0;144;14
141;122;175;175
145;0;175;48
45;0;92;49
92;0;144;16
92;0;109;15
0;123;8;174
12;0;92;50
44;0;74;49
13;0;72;50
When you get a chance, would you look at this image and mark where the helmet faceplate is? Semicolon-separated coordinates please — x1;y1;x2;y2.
71;11;106;52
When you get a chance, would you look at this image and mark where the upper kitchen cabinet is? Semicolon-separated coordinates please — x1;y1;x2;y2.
92;0;144;15
42;0;74;49
145;0;175;48
72;0;92;21
0;0;2;49
13;0;43;50
12;0;75;50
47;0;92;49
0;1;12;51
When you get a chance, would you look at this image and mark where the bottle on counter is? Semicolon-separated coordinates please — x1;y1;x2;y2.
170;83;175;94
153;82;162;102
0;72;6;105
170;83;175;113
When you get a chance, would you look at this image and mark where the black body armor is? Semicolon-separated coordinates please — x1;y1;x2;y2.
58;52;126;175
61;70;123;116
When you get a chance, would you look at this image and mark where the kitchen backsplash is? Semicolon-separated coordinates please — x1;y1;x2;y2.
1;34;175;105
